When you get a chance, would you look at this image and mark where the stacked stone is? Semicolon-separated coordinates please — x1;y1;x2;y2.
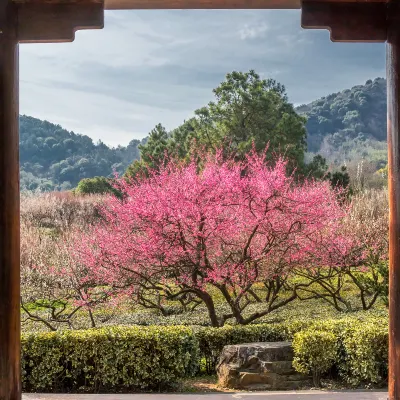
217;342;310;390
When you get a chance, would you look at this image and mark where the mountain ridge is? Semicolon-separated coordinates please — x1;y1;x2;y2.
20;115;143;191
20;77;388;191
297;77;386;166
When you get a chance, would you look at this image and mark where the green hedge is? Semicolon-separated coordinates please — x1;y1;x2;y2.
195;316;388;386
291;318;388;386
21;326;198;392
21;317;388;392
341;321;388;385
293;329;339;387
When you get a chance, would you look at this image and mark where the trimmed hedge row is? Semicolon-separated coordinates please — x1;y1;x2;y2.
293;329;339;386
195;317;388;386
22;317;388;392
341;321;388;385
22;326;198;392
292;318;388;386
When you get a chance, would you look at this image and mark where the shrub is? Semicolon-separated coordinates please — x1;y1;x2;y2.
74;176;123;198
21;326;198;393
293;329;339;387
20;192;103;234
291;317;388;387
194;315;387;384
194;316;383;376
342;322;388;385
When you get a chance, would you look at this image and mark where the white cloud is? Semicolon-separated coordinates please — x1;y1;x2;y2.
20;10;385;147
239;23;269;40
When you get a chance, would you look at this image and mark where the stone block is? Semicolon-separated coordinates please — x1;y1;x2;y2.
217;341;310;390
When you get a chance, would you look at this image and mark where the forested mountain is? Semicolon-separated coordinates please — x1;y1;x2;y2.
20;76;388;192
298;77;387;171
125;73;387;191
20;115;143;191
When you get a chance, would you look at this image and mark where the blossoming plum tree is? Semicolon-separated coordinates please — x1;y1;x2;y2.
76;150;347;327
20;194;111;331
295;189;389;311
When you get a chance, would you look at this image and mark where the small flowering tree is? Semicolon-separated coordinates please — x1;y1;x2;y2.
295;189;388;311
20;193;110;331
21;224;113;330
76;150;347;327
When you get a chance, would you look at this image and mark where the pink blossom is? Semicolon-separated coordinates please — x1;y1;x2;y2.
74;149;347;294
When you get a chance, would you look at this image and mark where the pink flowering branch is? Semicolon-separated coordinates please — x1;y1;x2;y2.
73;149;350;326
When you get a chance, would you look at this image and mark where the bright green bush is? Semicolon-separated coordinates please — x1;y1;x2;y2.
194;316;388;386
290;317;388;387
194;316;387;377
293;329;339;387
21;326;198;392
342;322;388;385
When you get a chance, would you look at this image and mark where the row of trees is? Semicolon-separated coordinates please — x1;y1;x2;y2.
300;77;386;152
300;77;387;190
22;71;386;194
21;151;388;330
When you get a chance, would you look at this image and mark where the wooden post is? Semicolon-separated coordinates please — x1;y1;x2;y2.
0;1;21;399
388;2;400;400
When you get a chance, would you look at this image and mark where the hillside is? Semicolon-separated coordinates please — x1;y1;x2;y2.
20;77;388;191
298;77;387;170
20;115;142;191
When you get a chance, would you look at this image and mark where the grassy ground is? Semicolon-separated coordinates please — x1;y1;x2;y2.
21;288;388;333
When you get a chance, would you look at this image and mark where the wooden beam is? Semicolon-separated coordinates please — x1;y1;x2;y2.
0;1;21;400
388;2;400;399
101;0;389;11
11;0;389;11
17;1;104;43
103;0;300;9
301;1;387;42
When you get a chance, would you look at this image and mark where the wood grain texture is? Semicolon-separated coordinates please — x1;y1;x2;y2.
17;1;104;43
104;0;300;9
103;0;387;10
14;0;102;3
388;2;400;399
0;1;21;399
301;1;387;42
11;0;388;10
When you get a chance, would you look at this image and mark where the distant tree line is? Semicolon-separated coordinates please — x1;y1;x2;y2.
24;72;389;194
20;115;143;191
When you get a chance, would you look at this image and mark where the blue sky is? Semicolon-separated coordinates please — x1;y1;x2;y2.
20;9;385;147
